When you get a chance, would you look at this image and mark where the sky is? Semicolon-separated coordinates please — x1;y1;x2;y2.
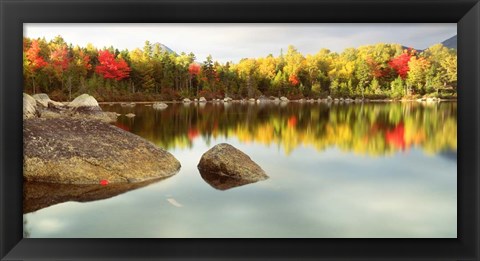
24;23;456;64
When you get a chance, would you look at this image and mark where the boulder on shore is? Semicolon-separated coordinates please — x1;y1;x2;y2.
280;96;289;102
153;102;168;110
24;93;38;120
23;117;181;184
68;94;101;111
33;93;64;108
67;94;117;122
197;143;268;190
199;97;207;102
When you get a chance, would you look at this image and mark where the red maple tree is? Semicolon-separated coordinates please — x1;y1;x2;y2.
50;45;70;75
188;63;201;76
289;74;300;86
388;51;413;79
95;50;131;81
25;40;47;71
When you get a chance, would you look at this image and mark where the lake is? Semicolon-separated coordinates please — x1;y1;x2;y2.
23;101;457;238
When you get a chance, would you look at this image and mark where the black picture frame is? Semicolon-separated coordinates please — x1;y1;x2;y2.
1;0;479;260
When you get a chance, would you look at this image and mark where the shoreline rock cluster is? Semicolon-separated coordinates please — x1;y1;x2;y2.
23;93;181;185
24;93;267;190
98;95;456;106
24;93;118;123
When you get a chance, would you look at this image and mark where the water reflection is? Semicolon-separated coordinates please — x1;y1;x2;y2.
23;102;456;238
103;102;457;156
23;176;171;213
198;169;262;190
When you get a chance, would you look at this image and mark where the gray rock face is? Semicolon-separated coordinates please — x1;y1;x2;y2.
32;93;64;108
23;118;181;184
23;93;38;119
197;143;268;190
65;94;116;122
69;94;100;110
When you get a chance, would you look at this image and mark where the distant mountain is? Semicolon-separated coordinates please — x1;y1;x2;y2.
401;46;422;53
153;42;175;54
441;35;457;50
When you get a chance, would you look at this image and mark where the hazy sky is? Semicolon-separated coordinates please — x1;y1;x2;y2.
24;23;456;63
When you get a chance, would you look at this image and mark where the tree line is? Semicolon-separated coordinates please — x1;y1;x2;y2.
23;35;457;102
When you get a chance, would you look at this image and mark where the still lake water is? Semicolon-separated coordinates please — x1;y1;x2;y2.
24;101;457;238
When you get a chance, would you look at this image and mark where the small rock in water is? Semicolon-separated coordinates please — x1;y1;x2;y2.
153;102;168;110
125;113;135;118
197;143;268;190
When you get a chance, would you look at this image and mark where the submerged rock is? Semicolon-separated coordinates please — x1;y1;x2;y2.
197;143;268;190
23;118;181;184
125;113;136;118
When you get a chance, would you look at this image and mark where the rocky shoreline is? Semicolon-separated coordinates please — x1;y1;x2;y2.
97;95;456;106
23;93;181;184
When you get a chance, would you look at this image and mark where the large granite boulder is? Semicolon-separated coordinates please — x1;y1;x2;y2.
64;94;117;122
32;93;64;108
197;143;268;190
23;93;38;119
23;117;181;184
68;93;101;111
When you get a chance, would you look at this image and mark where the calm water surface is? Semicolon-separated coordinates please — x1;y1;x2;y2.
24;101;457;238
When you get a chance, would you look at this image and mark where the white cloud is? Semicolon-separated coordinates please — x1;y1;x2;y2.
24;23;456;63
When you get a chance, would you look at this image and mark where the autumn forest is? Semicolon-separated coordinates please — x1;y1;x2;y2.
23;36;457;102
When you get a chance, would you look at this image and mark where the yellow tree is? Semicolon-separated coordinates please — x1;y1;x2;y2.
406;56;430;93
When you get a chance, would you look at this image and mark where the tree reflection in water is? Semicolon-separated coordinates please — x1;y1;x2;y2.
106;101;457;156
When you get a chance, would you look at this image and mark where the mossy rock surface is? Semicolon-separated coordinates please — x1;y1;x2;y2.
24;117;181;184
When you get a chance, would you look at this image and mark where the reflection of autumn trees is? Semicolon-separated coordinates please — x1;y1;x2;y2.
105;102;456;156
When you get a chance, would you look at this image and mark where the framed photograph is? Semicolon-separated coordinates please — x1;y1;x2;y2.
1;0;479;260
